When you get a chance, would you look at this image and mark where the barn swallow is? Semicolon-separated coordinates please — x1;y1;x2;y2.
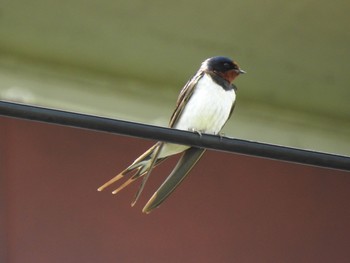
98;56;245;213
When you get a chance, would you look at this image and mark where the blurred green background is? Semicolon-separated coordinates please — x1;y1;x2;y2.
0;0;349;155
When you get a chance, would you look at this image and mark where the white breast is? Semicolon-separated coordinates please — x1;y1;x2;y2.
174;73;236;134
159;73;236;158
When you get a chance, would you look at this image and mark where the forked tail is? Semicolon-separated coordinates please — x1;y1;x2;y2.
97;142;166;205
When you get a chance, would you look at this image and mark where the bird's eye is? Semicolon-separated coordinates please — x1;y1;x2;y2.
223;62;230;68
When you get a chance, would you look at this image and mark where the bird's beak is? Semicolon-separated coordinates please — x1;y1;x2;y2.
236;69;246;74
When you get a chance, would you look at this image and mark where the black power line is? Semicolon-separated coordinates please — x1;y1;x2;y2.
1;100;349;171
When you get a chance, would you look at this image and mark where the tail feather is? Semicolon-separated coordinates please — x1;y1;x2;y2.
131;142;164;206
111;169;143;195
142;147;206;213
97;173;126;192
97;142;165;206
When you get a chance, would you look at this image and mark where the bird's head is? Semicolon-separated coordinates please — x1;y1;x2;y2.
201;56;246;84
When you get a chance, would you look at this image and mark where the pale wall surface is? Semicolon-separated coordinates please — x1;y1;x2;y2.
0;0;349;154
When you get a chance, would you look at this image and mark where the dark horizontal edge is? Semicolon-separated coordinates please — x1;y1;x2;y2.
1;100;349;172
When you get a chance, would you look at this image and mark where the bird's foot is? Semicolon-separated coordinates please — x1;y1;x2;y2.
189;128;203;137
217;132;225;140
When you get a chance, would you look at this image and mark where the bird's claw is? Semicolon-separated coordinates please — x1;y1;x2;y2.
218;132;225;140
189;128;203;137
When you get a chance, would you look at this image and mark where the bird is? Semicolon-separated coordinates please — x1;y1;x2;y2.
98;56;245;213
